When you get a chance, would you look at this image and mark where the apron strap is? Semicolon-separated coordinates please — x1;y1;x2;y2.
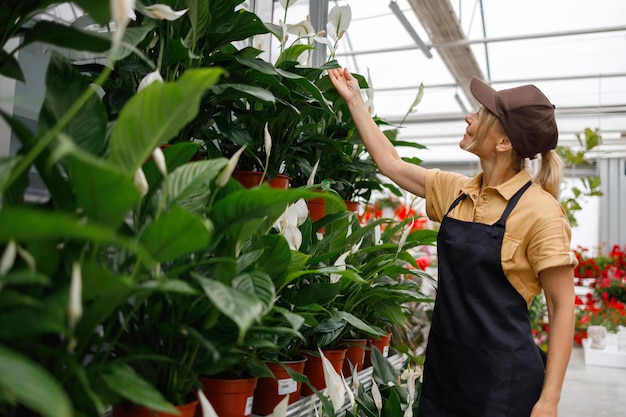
444;180;532;222
495;180;532;226
445;192;468;216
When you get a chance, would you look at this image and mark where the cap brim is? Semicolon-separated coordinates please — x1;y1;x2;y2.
470;77;498;115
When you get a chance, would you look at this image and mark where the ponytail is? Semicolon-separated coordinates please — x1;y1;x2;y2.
532;150;563;200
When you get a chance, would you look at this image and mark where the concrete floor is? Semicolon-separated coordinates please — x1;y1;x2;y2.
558;346;626;417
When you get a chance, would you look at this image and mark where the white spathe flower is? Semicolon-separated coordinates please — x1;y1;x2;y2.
313;35;335;56
263;122;272;155
292;199;309;225
133;168;149;197
307;159;320;186
327;5;352;41
342;373;355;410
16;245;36;272
110;0;137;59
151;146;167;176
330;250;350;283
279;0;300;9
197;389;219;417
143;4;188;20
137;70;163;91
401;366;423;404
283;225;302;251
216;145;247;188
0;240;16;276
287;17;316;38
68;262;83;330
319;348;346;411
371;377;383;411
274;199;308;250
374;224;382;245
279;19;289;48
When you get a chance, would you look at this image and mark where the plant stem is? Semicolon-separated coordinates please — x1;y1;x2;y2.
1;65;113;193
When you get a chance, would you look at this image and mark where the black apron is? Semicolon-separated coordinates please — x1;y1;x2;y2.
418;181;545;417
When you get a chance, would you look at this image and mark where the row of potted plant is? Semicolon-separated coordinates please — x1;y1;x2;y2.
0;1;436;416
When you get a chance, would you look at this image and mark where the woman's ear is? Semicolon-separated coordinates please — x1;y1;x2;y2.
496;137;513;152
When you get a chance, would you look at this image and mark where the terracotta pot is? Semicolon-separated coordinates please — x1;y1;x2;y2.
112;400;198;417
344;200;360;213
199;376;257;417
232;171;290;189
252;356;307;416
301;349;346;396
307;197;326;222
341;338;367;377
363;332;392;368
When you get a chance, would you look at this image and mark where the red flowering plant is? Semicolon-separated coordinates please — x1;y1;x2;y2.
574;292;626;345
359;195;437;271
570;244;626;345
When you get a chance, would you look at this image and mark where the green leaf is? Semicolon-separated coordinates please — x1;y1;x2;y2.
370;346;398;386
0;49;24;81
23;21;111;52
101;363;178;413
39;52;108;157
212;83;276;103
164;158;228;211
0;290;67;339
140;206;213;262
0;345;72;417
109;68;224;175
69;153;141;226
194;275;265;344
0;207;154;265
233;270;276;310
210;188;323;235
73;0;111;25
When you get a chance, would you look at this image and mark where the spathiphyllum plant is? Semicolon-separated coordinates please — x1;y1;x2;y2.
0;0;338;416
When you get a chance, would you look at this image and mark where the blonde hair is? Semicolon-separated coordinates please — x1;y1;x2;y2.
532;150;563;200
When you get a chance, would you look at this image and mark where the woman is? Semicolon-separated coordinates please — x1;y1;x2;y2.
328;68;575;417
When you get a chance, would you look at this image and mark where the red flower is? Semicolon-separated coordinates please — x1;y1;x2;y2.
416;256;430;271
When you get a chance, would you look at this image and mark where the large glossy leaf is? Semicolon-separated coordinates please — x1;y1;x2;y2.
204;2;269;51
0;345;72;417
139;206;213;262
109;68;224;175
164;158;228;211
101;363;178;413
210;188;324;235
39;52;108;157
69;153;141;226
232;270;275;311
0;207;153;265
248;234;292;287
23;21;111;52
194;274;265;344
211;83;276;103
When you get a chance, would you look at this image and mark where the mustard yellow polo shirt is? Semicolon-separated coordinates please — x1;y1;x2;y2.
424;168;576;304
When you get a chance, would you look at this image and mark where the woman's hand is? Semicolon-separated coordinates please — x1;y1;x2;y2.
328;68;362;105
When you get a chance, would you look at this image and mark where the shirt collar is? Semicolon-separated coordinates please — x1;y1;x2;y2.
460;170;532;200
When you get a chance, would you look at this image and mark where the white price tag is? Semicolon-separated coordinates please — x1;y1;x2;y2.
278;378;297;395
383;345;390;357
244;396;254;416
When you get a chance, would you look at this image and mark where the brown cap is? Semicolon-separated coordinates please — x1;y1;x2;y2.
470;77;558;159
